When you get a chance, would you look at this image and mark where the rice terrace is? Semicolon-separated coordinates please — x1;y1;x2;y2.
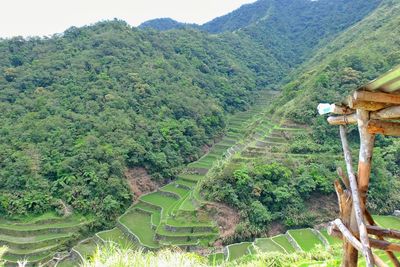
1;0;400;266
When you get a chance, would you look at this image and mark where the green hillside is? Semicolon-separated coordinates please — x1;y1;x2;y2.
1;0;400;265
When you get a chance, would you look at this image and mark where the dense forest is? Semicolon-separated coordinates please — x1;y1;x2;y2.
1;0;399;234
0;21;283;221
200;0;400;240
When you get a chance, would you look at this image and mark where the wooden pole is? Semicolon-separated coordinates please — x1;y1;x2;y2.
367;120;400;136
371;106;400;120
339;125;374;267
327;114;357;125
347;96;389;111
354;91;400;105
332;219;388;267
364;212;400;267
367;225;400;240
330;225;400;252
357;110;375;209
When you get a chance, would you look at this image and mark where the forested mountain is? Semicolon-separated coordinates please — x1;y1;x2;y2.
143;0;381;68
139;18;198;31
0;21;282;221
0;0;397;231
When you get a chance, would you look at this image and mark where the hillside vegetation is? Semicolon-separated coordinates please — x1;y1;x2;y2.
0;21;280;222
1;0;400;265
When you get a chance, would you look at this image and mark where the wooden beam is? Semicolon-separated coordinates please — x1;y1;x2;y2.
357;110;375;207
327;113;357;125
337;167;350;190
367;120;400;136
332;104;355;115
354;91;400;105
364;210;400;267
340;125;374;267
367;225;400;240
348;96;389;111
329;225;400;253
331;219;388;267
371;106;400;120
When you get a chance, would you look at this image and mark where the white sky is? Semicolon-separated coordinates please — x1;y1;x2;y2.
0;0;256;38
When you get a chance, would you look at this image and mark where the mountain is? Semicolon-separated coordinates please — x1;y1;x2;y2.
0;21;279;220
0;0;394;233
139;18;199;31
203;0;382;68
141;0;381;69
276;0;400;124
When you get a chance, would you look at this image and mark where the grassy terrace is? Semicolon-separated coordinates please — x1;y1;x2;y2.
288;229;324;252
96;228;135;248
160;183;190;198
320;229;341;246
0;213;91;265
0;232;73;245
271;234;296;253
373;215;400;229
118;210;159;248
253;238;286;253
227;242;252;261
73;238;97;260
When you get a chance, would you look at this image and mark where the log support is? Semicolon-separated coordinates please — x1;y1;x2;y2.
339;125;374;266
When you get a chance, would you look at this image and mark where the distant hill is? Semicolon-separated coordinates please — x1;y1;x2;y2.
139;18;199;31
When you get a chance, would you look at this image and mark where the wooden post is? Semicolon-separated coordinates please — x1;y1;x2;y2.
332;219;388;267
357;110;375;210
339;125;374;267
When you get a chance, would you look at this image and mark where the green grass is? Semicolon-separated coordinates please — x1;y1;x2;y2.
288;229;324;252
319;229;341;246
160;183;190;198
227;242;252;261
151;211;161;226
175;179;197;188
0;212;61;225
140;192;179;217
2;250;54;263
0;232;73;244
179;196;196;211
156;226;217;238
253;238;286;253
97;228;135;248
57;257;80;267
373;215;400;230
208;253;225;264
272;235;296;253
135;202;161;213
6;244;59;255
166;217;214;228
0;214;90;231
177;174;203;182
118;210;159;248
74;238;98;260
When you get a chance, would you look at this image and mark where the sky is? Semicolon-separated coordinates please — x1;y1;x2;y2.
0;0;256;38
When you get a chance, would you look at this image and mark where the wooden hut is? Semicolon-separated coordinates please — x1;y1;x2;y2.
320;66;400;267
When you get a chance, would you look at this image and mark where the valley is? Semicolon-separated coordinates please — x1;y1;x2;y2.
1;0;400;266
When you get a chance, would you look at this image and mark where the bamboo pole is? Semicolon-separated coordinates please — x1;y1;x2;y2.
331;219;388;267
339;125;374;267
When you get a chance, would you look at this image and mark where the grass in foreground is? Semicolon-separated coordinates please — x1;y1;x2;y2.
81;243;341;267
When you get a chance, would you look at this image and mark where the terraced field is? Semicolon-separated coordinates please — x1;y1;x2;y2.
0;213;93;266
55;91;277;266
207;215;400;264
